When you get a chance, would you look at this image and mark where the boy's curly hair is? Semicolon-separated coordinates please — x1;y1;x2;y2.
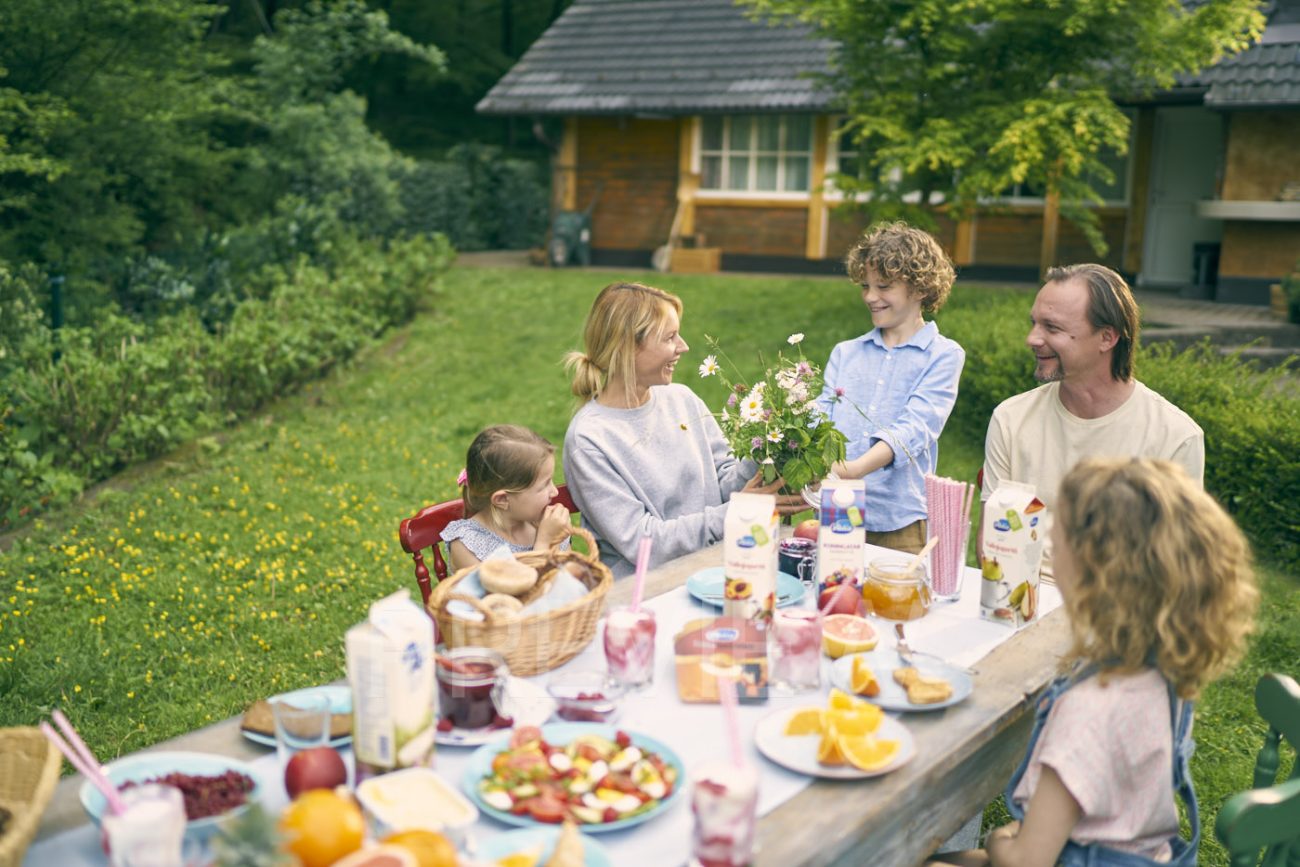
1055;458;1258;699
844;221;956;314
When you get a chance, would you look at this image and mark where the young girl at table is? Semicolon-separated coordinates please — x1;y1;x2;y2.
930;457;1257;867
444;424;572;570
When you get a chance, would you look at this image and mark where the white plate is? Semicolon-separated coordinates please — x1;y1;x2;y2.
829;648;974;712
753;706;915;779
436;676;556;746
242;684;352;748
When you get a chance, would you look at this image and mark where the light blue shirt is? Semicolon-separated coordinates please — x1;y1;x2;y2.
816;320;966;531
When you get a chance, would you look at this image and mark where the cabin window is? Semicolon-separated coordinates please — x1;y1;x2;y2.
700;115;814;193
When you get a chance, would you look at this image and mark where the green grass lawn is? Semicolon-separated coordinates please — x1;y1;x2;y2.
1;263;1294;864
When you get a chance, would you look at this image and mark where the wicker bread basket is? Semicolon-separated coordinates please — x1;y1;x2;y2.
427;526;612;676
0;727;64;867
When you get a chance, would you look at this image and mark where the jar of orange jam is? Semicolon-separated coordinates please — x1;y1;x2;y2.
862;555;932;621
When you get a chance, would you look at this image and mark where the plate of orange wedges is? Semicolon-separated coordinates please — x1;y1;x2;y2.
753;689;915;779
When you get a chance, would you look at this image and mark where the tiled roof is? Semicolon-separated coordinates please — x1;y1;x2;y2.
479;0;1300;116
476;0;836;115
1194;38;1300;107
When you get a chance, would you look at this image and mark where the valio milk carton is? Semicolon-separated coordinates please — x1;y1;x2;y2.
979;481;1047;628
346;589;437;779
817;479;866;594
722;492;778;621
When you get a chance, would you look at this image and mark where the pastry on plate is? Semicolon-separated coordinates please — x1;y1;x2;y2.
892;666;954;705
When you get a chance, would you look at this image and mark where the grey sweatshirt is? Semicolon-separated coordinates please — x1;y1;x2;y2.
562;383;756;577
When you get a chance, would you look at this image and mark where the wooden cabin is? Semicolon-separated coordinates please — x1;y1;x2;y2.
478;0;1300;304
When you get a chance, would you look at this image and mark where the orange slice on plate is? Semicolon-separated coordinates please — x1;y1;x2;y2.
850;656;881;697
816;728;847;765
826;705;883;737
822;615;880;659
784;706;825;736
495;845;544;867
839;734;901;772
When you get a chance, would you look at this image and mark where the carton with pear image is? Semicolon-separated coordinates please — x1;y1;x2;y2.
980;481;1046;628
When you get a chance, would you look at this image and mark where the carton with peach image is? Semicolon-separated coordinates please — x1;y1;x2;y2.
346;589;438;780
722;492;779;622
674;616;769;703
979;480;1046;629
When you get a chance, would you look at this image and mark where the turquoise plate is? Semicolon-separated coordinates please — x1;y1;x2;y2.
477;826;613;866
463;722;686;833
79;751;265;841
685;566;807;608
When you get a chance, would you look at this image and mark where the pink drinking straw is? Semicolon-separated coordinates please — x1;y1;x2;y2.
717;675;745;768
630;531;653;612
820;581;856;616
40;719;126;815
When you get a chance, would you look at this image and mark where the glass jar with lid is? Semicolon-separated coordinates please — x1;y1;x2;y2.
862;554;932;621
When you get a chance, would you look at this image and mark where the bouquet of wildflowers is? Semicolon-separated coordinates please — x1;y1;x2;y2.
698;332;847;492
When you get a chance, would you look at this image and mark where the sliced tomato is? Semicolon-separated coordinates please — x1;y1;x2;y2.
575;743;602;763
526;796;566;824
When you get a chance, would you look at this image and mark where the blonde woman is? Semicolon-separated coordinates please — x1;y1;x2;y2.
931;457;1258;867
563;281;798;577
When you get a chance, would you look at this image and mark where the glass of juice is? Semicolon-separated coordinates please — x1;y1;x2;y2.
435;646;508;730
767;608;821;692
690;760;759;867
603;606;657;690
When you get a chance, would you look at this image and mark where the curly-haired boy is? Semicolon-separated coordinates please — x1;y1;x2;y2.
816;221;966;554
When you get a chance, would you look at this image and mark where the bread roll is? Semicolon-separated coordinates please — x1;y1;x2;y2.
479;557;539;595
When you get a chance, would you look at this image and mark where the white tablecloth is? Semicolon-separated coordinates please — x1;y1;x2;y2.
26;545;1060;866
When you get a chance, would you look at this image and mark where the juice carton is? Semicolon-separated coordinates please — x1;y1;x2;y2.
346;589;437;779
979;481;1047;628
722;492;778;622
816;479;866;596
673;615;769;703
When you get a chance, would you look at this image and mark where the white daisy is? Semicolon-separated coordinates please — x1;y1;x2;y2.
787;333;805;345
767;429;784;443
740;393;765;423
698;355;719;378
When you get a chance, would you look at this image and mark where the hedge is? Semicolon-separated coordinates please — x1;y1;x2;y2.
937;291;1300;569
0;233;454;528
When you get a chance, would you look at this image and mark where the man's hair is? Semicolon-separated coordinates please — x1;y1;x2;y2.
845;222;956;314
1044;263;1139;382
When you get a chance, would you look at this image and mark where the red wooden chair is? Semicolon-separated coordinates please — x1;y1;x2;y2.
398;485;578;606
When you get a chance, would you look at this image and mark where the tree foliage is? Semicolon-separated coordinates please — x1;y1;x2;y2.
740;0;1265;252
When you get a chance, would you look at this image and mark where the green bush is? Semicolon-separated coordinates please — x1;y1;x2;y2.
938;291;1300;569
0;233;453;528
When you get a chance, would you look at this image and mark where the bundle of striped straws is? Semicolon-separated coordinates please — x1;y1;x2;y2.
925;474;977;597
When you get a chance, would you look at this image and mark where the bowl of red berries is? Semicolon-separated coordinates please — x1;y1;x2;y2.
546;671;625;723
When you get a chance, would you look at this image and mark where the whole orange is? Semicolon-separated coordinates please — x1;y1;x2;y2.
277;789;365;867
382;830;458;867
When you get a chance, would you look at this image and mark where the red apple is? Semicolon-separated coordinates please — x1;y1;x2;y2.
284;746;347;799
818;582;863;617
793;519;819;542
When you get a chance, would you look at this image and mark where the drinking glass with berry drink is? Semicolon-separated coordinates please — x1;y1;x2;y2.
768;607;822;692
690;760;758;867
602;606;656;690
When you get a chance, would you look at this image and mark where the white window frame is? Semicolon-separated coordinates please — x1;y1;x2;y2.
694;114;815;201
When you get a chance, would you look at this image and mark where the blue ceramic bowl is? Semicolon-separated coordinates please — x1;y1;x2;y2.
79;751;265;842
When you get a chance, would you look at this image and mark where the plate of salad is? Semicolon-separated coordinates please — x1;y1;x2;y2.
463;722;685;833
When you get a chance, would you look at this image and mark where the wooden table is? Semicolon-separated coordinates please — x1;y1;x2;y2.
34;542;1072;867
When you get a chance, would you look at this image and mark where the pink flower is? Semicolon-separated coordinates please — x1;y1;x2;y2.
835;387;845;397
456;468;468;487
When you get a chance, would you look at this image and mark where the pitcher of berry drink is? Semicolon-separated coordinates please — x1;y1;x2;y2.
603;605;656;690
